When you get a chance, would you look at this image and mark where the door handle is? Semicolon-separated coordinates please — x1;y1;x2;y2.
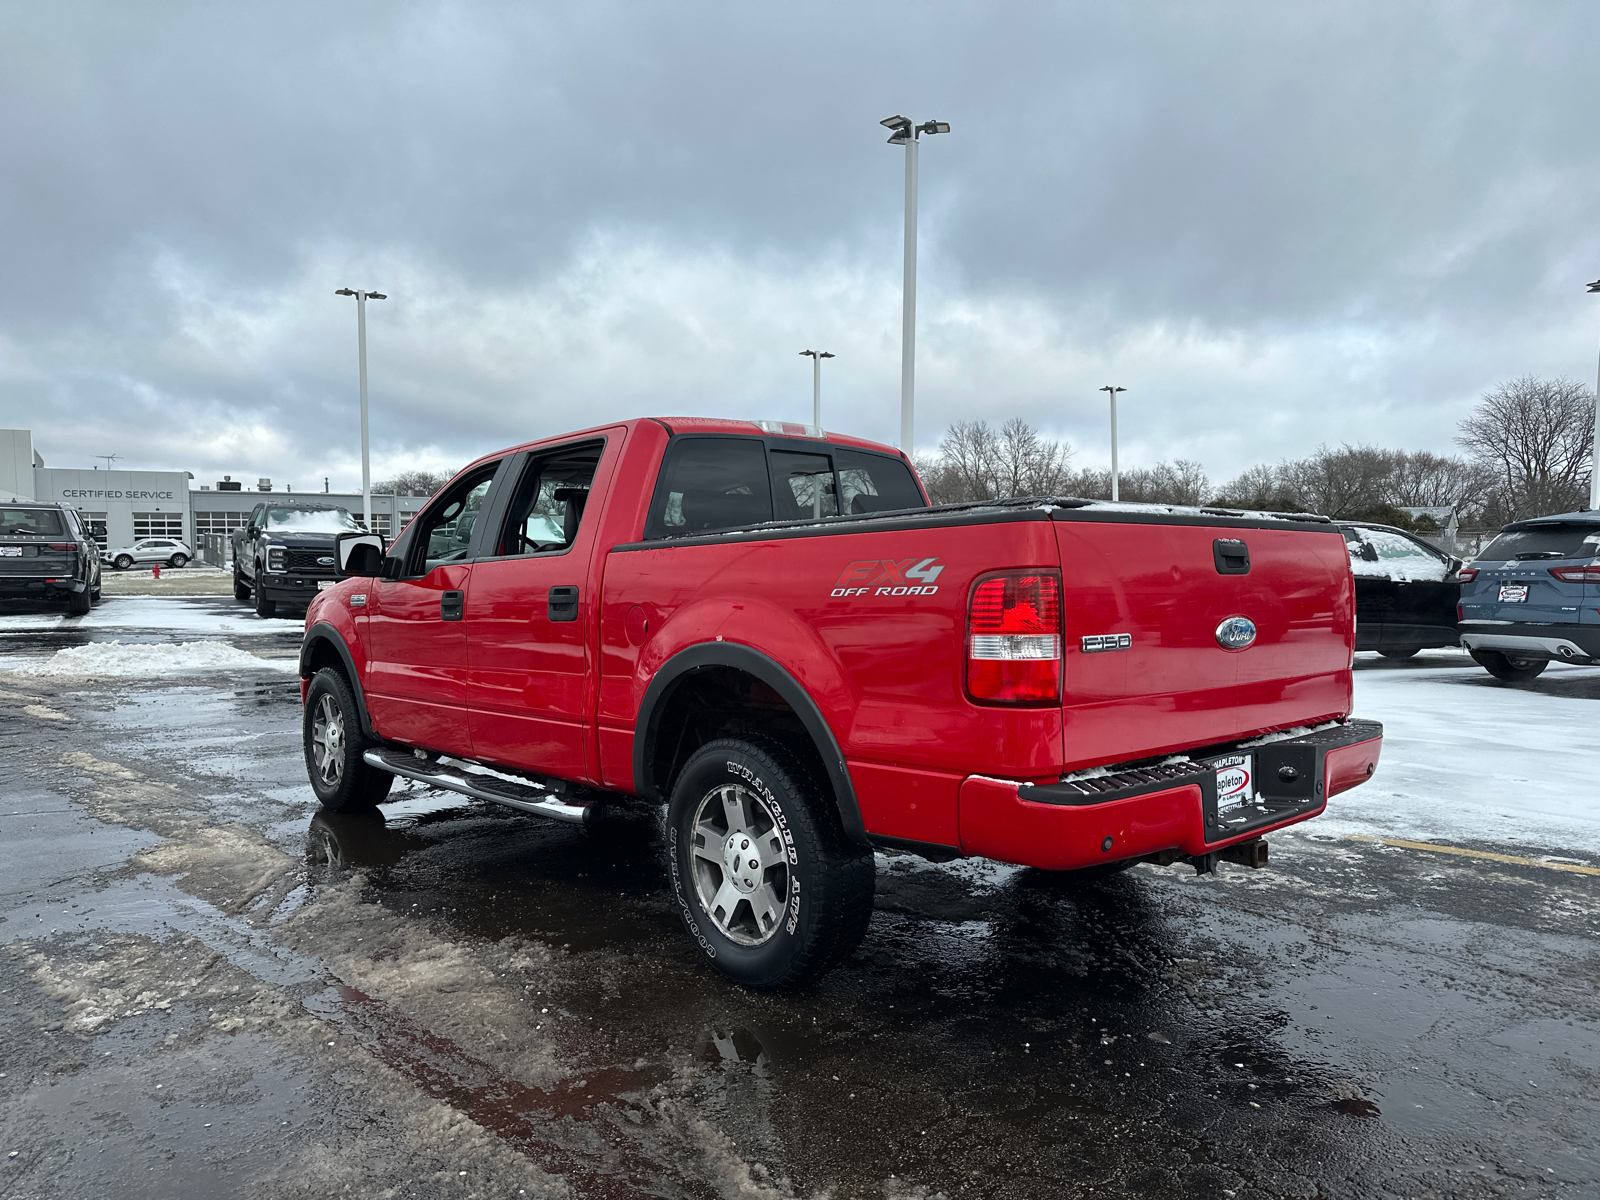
548;585;579;623
441;590;464;621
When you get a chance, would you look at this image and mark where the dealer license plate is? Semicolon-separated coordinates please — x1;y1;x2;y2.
317;580;335;591
1213;753;1255;814
1498;583;1528;603
0;546;20;557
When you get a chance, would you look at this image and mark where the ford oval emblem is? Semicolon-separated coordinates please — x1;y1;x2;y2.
317;556;335;566
1215;616;1257;650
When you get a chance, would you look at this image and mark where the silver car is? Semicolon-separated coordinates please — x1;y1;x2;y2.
103;537;194;570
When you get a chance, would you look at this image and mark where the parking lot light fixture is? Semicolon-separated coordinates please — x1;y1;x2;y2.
1099;385;1127;502
799;350;835;427
335;288;388;529
1588;279;1600;510
881;114;950;453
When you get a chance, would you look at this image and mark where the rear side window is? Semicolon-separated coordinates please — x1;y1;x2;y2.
834;448;925;514
0;508;65;536
648;438;774;538
1477;524;1600;561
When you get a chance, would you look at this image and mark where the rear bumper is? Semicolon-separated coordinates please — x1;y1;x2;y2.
958;719;1383;870
1459;622;1600;663
0;576;85;595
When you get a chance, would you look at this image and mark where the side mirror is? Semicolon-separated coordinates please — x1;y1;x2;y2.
1360;543;1380;562
1448;556;1464;573
336;532;386;577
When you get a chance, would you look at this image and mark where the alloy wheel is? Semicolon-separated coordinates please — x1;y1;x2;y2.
310;694;345;787
689;783;791;947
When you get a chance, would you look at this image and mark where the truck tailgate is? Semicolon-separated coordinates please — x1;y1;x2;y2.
1053;515;1354;770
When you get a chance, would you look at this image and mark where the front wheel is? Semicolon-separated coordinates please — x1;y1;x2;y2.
254;581;277;618
1470;648;1548;682
233;565;250;601
66;586;91;615
303;668;393;811
113;555;132;571
666;738;875;989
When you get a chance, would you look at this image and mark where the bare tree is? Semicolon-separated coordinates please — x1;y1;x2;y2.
372;468;454;497
1274;444;1396;517
1213;463;1297;511
1386;450;1497;521
921;420;1073;503
1456;375;1594;520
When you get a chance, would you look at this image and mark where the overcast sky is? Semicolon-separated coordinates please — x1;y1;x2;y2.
3;1;1599;493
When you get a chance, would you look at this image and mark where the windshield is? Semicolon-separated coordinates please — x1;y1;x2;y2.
263;507;361;534
1476;524;1600;562
0;507;65;536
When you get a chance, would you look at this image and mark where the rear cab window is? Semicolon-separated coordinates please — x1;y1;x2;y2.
646;437;925;540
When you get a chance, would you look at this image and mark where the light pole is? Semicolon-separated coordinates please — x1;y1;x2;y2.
798;350;835;427
1588;279;1600;510
1099;385;1127;501
880;114;951;453
335;288;387;530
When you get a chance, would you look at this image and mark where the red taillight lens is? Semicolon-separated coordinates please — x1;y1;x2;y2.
47;543;76;553
967;572;1062;703
1550;566;1600;583
1455;567;1477;583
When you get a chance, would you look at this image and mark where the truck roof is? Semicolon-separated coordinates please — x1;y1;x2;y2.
463;417;911;473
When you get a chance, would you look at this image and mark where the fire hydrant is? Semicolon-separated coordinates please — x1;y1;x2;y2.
152;565;161;580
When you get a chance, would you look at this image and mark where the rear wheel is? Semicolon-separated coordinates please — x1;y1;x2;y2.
1470;648;1548;682
1378;645;1421;660
113;555;132;571
303;668;392;811
168;553;188;568
65;587;91;615
233;565;250;601
666;738;874;989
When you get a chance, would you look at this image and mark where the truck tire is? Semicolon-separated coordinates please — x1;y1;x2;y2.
254;582;277;618
303;667;393;811
233;564;250;601
1469;648;1548;682
666;737;875;989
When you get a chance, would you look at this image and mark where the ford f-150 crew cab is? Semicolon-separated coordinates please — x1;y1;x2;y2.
298;417;1383;987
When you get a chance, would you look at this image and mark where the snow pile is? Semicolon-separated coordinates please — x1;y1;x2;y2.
2;640;297;677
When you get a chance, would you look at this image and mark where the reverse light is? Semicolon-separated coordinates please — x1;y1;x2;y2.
967;571;1062;703
1549;566;1600;583
1455;567;1478;583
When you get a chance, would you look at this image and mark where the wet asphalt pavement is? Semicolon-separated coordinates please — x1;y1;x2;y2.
1;596;1598;1199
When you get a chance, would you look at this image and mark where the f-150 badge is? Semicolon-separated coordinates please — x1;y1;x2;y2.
831;557;945;598
1081;633;1132;653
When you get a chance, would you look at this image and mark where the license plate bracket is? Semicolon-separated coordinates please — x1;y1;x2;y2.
1212;753;1256;820
0;546;20;557
1499;583;1528;603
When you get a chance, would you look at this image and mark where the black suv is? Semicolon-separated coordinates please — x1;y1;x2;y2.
0;502;103;613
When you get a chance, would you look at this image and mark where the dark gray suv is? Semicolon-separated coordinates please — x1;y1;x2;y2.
1458;510;1600;680
0;502;103;613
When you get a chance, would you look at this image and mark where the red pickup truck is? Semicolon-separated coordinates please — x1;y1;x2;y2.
299;417;1382;987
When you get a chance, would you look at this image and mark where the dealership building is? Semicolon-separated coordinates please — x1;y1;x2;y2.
1;428;429;556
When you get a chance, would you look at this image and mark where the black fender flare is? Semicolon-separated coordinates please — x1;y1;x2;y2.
634;642;868;846
300;622;376;739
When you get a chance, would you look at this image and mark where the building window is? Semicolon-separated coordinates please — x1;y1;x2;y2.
192;511;252;538
133;512;185;540
83;512;108;552
365;513;393;537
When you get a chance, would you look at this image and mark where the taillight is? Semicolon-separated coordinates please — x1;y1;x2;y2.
1455;567;1477;583
47;543;76;553
1549;566;1600;583
967;571;1062;703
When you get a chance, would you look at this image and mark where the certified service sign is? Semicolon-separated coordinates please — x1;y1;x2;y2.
1214;616;1258;650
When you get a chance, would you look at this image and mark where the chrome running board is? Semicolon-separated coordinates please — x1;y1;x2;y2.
363;747;593;824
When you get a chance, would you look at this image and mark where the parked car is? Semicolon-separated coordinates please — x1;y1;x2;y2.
0;502;102;613
1337;521;1463;658
104;536;194;571
232;502;363;617
298;417;1383;988
1458;509;1600;681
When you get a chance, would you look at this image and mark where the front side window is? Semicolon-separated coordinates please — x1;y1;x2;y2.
648;438;774;538
408;465;499;574
496;441;603;556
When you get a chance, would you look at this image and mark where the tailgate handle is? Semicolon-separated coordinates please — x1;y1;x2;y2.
1213;539;1250;575
548;585;579;623
440;589;464;621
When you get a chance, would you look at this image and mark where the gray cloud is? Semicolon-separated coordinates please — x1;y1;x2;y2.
3;1;1599;491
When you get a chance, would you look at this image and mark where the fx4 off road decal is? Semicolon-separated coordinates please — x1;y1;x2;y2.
831;556;945;598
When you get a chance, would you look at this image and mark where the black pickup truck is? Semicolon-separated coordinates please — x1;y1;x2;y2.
232;501;364;617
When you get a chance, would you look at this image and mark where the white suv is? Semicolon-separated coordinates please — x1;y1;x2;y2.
103;537;194;570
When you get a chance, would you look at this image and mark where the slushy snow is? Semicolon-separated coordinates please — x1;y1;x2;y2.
1;640;296;677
